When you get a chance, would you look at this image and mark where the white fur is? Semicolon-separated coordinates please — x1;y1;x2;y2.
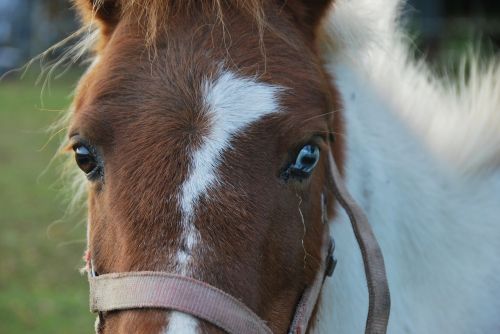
321;0;500;176
314;0;500;333
164;312;199;334
175;70;283;274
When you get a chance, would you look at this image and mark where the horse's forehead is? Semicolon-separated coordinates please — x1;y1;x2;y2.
179;68;283;216
173;69;283;278
72;11;332;173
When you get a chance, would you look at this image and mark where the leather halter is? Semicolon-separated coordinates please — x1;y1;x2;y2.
87;149;390;333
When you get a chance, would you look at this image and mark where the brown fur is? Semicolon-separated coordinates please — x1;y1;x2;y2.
75;0;267;46
70;0;340;333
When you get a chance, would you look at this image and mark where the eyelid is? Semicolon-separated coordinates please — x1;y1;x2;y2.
63;135;83;153
298;135;327;153
69;135;91;147
316;138;329;153
62;141;75;153
311;133;328;145
65;135;100;159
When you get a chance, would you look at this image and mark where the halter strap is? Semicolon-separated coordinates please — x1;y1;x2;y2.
90;271;272;334
88;229;334;334
327;151;391;333
87;149;390;334
288;231;335;334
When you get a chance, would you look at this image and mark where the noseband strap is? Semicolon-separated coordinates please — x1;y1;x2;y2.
88;150;390;333
88;231;333;334
90;272;273;334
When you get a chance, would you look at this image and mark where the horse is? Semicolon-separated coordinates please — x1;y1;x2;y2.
62;0;500;332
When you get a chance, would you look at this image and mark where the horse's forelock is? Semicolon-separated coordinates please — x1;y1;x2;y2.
76;0;267;47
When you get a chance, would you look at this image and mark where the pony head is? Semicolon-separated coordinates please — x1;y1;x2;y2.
69;0;342;332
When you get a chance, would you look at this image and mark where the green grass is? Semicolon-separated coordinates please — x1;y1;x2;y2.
0;70;93;333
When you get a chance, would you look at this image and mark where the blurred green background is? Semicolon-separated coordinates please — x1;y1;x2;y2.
0;71;93;333
0;0;499;333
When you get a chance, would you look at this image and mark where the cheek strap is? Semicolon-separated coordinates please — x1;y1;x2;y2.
326;151;391;333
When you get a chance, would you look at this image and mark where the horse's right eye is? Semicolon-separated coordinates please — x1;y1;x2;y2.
73;145;98;175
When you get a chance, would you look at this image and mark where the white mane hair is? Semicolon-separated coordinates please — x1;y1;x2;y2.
315;0;500;333
321;0;500;176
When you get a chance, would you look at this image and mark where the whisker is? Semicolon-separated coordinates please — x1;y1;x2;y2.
57;239;87;248
38;126;69;152
301;109;341;123
296;193;309;269
307;129;348;140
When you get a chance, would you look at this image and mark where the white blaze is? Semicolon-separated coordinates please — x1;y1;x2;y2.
167;70;283;333
165;312;200;334
176;70;283;271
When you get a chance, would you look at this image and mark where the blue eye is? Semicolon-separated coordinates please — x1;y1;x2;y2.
281;144;320;181
294;145;320;173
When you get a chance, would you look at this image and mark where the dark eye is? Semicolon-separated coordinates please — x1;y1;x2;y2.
281;144;320;181
73;144;99;175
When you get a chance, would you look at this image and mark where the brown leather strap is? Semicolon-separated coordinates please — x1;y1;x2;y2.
327;151;391;333
89;271;273;334
288;231;334;334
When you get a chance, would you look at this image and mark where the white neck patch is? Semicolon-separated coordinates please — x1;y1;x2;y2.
175;70;284;273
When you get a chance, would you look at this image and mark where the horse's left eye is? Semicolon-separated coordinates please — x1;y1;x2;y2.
73;144;99;176
282;144;320;181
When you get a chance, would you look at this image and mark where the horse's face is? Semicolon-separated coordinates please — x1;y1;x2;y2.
70;0;339;332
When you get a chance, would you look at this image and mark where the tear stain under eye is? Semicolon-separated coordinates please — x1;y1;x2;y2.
295;192;312;270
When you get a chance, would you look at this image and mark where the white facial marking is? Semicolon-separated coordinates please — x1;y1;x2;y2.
175;70;283;274
164;312;199;334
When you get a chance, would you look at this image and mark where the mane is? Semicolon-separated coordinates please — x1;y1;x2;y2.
85;0;268;46
321;0;500;175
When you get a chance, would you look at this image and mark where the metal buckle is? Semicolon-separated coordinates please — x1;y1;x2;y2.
325;237;337;278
